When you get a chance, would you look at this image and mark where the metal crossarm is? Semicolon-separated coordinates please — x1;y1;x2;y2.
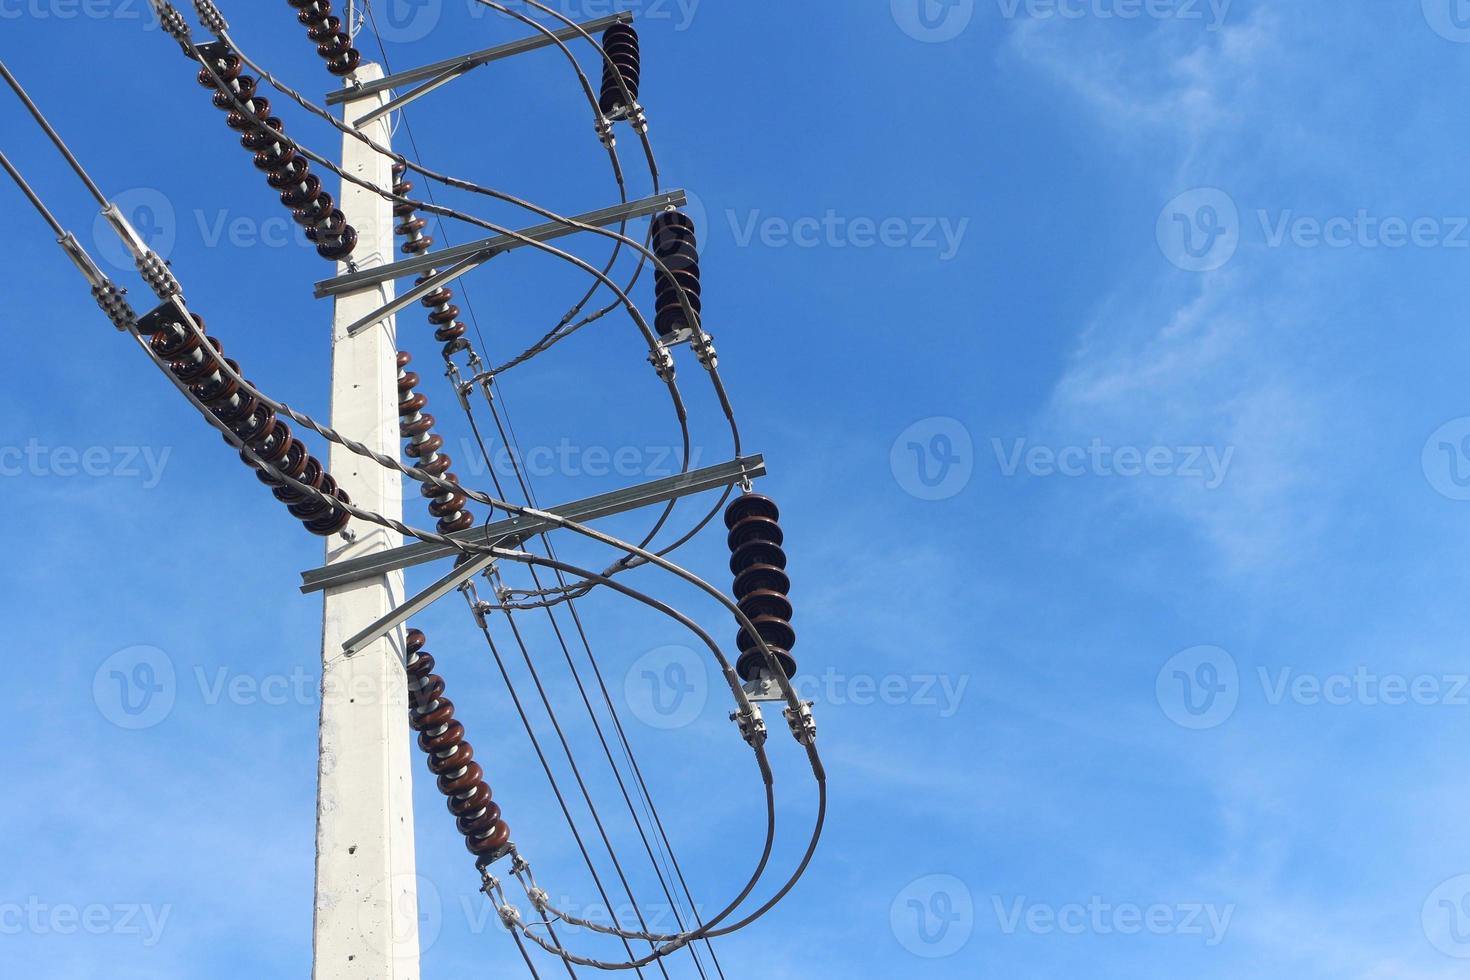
300;455;768;593
313;190;688;299
325;12;634;120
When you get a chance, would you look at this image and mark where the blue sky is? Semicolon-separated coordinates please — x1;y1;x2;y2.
8;0;1470;976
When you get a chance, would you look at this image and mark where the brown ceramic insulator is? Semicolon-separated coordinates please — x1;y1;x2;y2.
141;303;351;535
286;0;363;77
192;41;356;260
406;629;512;861
396;350;476;534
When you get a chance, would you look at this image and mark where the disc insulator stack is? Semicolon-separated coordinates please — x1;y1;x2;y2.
725;494;796;682
407;629;512;863
139;302;353;536
392;164;472;358
285;0;363;77
651;210;701;338
193;41;358;261
598;23;641;119
396;351;476;534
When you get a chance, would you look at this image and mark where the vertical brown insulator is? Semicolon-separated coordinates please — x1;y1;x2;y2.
285;0;363;77
391;164;471;358
139;302;352;536
406;628;512;862
598;22;641;119
396;351;475;534
651;210;701;338
726;494;796;682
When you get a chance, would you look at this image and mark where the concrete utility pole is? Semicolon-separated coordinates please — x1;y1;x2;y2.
312;64;421;979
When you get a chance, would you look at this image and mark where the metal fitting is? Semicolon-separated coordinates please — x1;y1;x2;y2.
191;0;228;34
730;703;768;749
784;700;817;746
648;345;676;383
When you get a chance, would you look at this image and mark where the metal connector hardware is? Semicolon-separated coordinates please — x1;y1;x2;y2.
784;700;817;746
730;703;768;749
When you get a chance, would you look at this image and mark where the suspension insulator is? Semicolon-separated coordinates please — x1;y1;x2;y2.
598;23;641;119
285;0;363;77
193;41;357;261
139;301;352;536
725;494;796;682
650;210;701;338
392;164;471;357
406;629;512;862
396;351;476;534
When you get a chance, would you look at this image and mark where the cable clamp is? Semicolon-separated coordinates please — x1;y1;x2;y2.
497;904;522;930
470;599;495;627
692;329;718;371
526;887;550;912
595;117;617;149
648;344;676;383
629;105;649;136
730;703;768;748
784;700;818;746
